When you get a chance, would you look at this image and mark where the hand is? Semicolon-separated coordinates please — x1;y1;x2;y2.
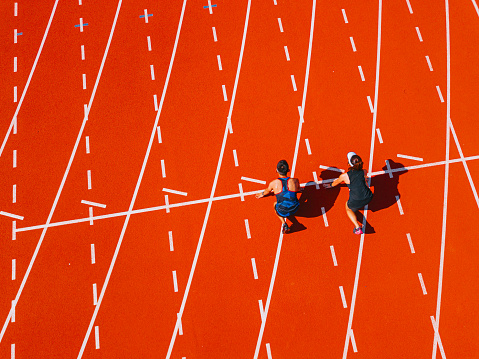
255;192;264;199
323;183;333;189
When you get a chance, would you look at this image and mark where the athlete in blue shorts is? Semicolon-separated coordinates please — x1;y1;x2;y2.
256;160;301;234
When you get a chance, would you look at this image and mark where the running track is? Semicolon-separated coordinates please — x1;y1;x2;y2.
1;0;479;357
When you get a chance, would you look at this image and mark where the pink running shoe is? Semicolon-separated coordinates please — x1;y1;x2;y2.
353;227;363;235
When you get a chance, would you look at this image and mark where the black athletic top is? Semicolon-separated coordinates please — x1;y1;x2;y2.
346;170;373;209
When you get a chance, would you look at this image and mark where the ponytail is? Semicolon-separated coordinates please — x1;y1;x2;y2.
348;155;363;171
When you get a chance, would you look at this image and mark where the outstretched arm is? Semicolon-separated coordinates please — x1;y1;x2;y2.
324;173;348;188
255;180;275;199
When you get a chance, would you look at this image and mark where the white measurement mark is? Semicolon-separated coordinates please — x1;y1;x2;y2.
397;154;423;161
385;159;393;178
169;231;174;251
94;326;100;349
304;138;312;155
217;55;223;70
11;343;15;359
259;300;265;321
339;286;347;308
321;207;329;227
85;136;90;153
14;57;17;72
13;117;17;134
14;86;17;103
212;27;217;42
147;36;152;51
82;74;87;89
395;195;404;215
284;46;290;61
81;200;106;208
14;2;18;16
11;301;15;323
350;329;358;352
12;259;16;280
92;283;98;305
12;185;16;203
330;246;338;266
172;271;178;292
161;159;166;178
418;273;427;295
84;104;88;119
91;244;96;264
153;94;158;111
12;221;16;240
233;149;239;167
298;105;304;123
245;219;251;238
291;75;297;91
415;27;423;42
207;0;213;14
154;126;162;144
251;258;258;279
143;9;149;23
312;171;319;189
358;66;365;81
87;170;92;189
222;85;228;101
273;0;277;5
162;188;188;196
406;0;413;13
319;165;343;173
406;233;415;253
266;343;273;359
436;85;445;102
367;96;374;113
376;128;383;143
14;29;18;44
0;211;23;220
164;195;170;213
430;316;447;358
150;65;155;80
177;313;183;335
277;18;284;32
13;150;17;168
425;56;433;71
341;9;348;23
238;183;245;201
241;176;266;185
89;207;94;225
81;45;85;60
350;37;357;52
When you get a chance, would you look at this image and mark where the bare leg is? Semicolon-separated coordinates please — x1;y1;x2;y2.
273;202;287;225
345;201;361;228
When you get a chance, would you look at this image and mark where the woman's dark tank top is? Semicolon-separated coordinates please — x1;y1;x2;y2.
346;170;373;202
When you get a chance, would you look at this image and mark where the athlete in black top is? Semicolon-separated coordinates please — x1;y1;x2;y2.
324;152;373;234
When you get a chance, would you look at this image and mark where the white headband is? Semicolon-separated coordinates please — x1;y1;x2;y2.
347;151;357;166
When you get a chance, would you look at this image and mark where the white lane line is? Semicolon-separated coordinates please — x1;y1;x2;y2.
11;301;15;323
297;105;304;123
277;18;284;32
81;200;106;208
0;0;60;158
290;75;298;91
12;260;16;281
397;154;423;161
165;195;170;214
472;0;479;17
156;126;162;142
87;170;92;189
238;183;245;201
376;128;383;143
304;138;312;155
339;286;347;308
162;188;188;196
349;37;357;52
415;26;423;42
358;65;365;81
14;29;18;44
13;118;17;135
143;8;149;23
14;87;17;103
330;246;338;266
94;326;100;349
312;171;319;189
266;343;273;359
449;119;479;207
85;136;90;153
321;207;329;227
436;85;445;102
13;150;17;168
81;45;85;60
12;221;16;240
212;26;217;42
172;271;178;292
169;231;174;251
217;55;223;70
244;219;251;238
147;36;152;51
319;165;344;173
0;211;23;220
251;258;258;279
177;313;183;335
406;233;415;253
418;273;427;295
425;56;433;71
232;149;239;166
14;2;18;16
227;117;233;134
150;65;155;80
241;176;266;185
273;0;277;4
385;159;393;178
92;284;98;305
406;0;413;13
12;185;16;204
89;207;94;225
14;57;17;72
395;195;404;215
161;159;166;178
79;0;82;4
367;95;374;113
84;104;88;120
349;329;358;353
284;46;290;61
153;94;158;111
91;244;96;264
82;74;87;89
11;343;15;359
258;300;265;321
207;0;213;14
342;9;348;23
430;316;447;359
222;85;228;101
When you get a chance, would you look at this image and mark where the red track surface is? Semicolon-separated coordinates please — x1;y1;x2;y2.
1;0;479;358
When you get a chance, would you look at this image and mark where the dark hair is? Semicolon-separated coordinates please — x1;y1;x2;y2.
349;155;363;171
277;160;290;176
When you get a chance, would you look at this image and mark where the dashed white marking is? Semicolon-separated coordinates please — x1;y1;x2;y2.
12;221;16;240
341;9;348;23
14;2;18;16
319;165;343;173
266;343;273;359
297;105;304;123
312;171;319;189
147;36;152;51
291;75;297;91
212;27;217;42
222;85;228;101
330;245;338;266
172;271;178;292
207;0;213;14
244;219;251;238
304;138;312;155
1;211;23;220
238;183;245;201
92;283;98;305
358;65;365;81
11;301;15;323
472;0;479;17
395;195;404;215
14;57;17;72
367;96;374;113
13;117;17;135
85;136;90;154
14;29;18;44
177;313;183;335
415;26;423;42
79;0;82;4
350;37;357;52
425;56;433;71
339;286;347;308
13;150;17;168
162;188;188;196
84;104;88;119
241;176;266;185
436;85;445;102
79;18;84;32
277;18;284;32
397;154;423;161
321;207;329;227
161;159;166;178
251;258;258;279
385;159;393;178
227;116;233;134
91;244;95;264
418;273;427;295
259;300;265;321
233;149;239;166
89;207;94;225
81;200;106;208
406;0;413;13
12;259;16;280
153;94;158;111
217;55;223;71
273;0;277;5
12;185;16;203
284;46;290;61
94;326;100;349
14;87;17;103
82;74;87;89
156;126;162;143
164;195;170;213
81;45;85;60
406;233;415;253
169;231;174;251
87;170;92;189
349;329;358;352
11;343;15;359
375;128;383;143
143;9;149;23
150;65;155;80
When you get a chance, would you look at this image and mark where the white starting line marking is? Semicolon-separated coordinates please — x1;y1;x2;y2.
222;84;228;101
238;183;245;201
349;329;358;353
284;46;290;61
13;150;17;168
169;231;174;251
244;219;251;238
304;138;312;155
217;55;223;71
12;185;16;203
81;200;106;208
89;207;94;225
14;57;17;72
406;0;414;13
321;207;329;227
341;9;348;23
85;136;90;153
425;55;433;71
11;301;15;323
161;159;166;178
81;45;85;60
258;300;265;322
0;211;23;220
91;244;96;264
436;85;445;102
153;94;158;111
232;149;239;167
395;195;404;215
177;313;183;335
330;246;338;266
385;159;393;178
156;126;162;142
212;27;217;42
376;128;383;143
339;286;347;308
397;154;423;161
14;87;17;103
12;259;16;281
430;316;447;359
418;273;427;295
358;65;365;81
87;170;92;189
266;343;273;359
406;233;415;253
319;165;343;173
147;36;152;51
172;271;178;292
277;18;284;32
367;95;374;113
14;2;18;16
241;176;266;185
94;326;100;349
415;26;423;42
251;258;258;279
150;65;155;80
162;188;188;196
312;171;319;189
82;74;87;89
92;283;98;305
291;75;298;91
164;195;170;213
349;36;357;52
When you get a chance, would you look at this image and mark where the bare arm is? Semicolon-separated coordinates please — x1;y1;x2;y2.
324;173;348;188
255;180;276;199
